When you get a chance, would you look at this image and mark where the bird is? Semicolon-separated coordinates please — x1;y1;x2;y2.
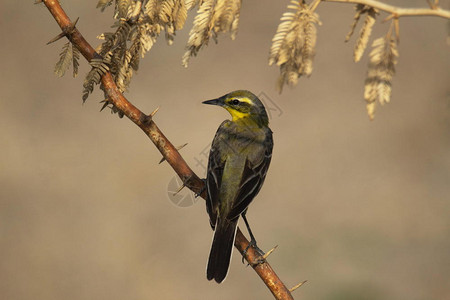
202;90;273;283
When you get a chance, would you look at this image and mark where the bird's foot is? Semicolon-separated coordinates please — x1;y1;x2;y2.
194;178;207;198
241;238;265;264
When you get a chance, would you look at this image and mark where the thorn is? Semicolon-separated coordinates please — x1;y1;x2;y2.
47;32;66;45
177;143;188;151
71;17;80;28
159;143;188;164
261;245;278;260
289;280;307;293
173;182;186;196
100;99;110;112
46;17;80;45
149;107;160;118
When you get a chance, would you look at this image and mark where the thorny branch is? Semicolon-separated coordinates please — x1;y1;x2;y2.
41;0;297;299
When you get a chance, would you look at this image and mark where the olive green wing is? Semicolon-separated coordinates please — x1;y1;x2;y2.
205;122;228;229
227;132;273;220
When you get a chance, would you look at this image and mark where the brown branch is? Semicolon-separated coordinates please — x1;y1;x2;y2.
41;1;295;299
322;0;450;19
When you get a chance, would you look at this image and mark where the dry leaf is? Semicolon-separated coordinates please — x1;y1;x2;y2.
364;33;399;119
269;0;320;93
354;7;377;62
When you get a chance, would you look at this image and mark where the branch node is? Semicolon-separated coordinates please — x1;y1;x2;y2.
383;13;397;23
159;143;188;164
46;17;79;45
426;0;438;10
139;113;152;126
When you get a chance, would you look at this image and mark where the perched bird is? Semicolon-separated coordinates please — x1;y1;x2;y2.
202;90;273;283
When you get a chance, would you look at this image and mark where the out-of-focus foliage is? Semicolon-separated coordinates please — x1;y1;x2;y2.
50;0;449;119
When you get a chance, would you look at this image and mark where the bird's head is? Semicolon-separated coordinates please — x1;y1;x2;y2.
202;90;269;127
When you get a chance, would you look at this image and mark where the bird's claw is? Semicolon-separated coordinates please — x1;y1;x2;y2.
195;178;207;198
241;239;265;265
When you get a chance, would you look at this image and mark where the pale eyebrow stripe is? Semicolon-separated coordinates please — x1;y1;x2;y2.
238;97;252;105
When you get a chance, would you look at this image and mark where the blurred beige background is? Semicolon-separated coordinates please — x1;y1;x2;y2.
1;1;449;299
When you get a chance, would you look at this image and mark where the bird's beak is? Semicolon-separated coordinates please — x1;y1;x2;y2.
202;96;225;106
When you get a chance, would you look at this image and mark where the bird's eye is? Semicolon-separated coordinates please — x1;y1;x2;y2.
231;99;240;105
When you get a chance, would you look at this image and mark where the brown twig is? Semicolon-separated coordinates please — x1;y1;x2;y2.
322;0;450;19
41;1;294;299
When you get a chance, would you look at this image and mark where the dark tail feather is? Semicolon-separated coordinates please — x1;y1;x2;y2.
206;218;238;283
